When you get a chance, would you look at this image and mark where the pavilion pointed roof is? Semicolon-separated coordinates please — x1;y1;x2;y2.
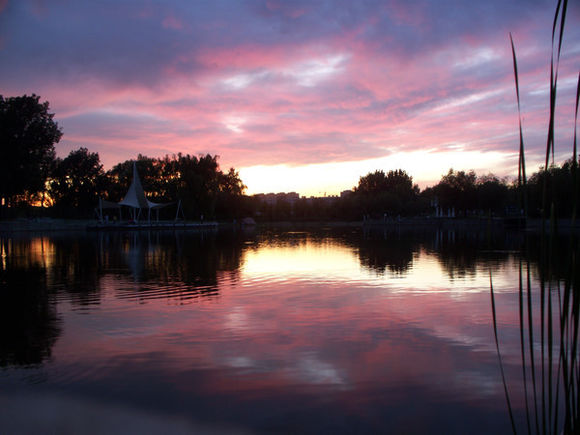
118;162;166;209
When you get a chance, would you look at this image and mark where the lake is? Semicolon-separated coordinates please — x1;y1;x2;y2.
0;226;553;433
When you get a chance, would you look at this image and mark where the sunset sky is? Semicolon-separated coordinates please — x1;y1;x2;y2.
1;0;578;196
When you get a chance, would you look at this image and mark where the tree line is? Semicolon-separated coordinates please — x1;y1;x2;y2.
50;149;246;219
2;94;577;221
251;163;578;222
0;95;246;219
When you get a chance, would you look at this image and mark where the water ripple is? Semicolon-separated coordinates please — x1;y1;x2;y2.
115;282;219;303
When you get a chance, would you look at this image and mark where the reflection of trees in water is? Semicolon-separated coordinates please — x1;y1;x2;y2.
0;231;247;367
358;229;419;275
249;227;570;288
428;229;578;283
433;231;481;280
50;235;102;306
1;227;563;369
355;227;525;279
429;230;518;280
0;238;61;367
3;231;247;306
249;227;359;254
522;233;579;285
256;227;420;276
95;231;245;303
252;226;522;279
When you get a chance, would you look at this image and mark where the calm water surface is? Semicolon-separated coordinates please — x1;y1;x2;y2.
0;227;541;433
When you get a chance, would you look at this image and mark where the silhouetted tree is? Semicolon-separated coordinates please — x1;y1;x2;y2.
106;154;181;204
527;159;579;218
50;147;106;215
0;94;62;208
355;169;420;217
103;153;245;220
215;167;247;219
433;169;477;216
476;174;509;215
356;170;390;194
176;153;221;218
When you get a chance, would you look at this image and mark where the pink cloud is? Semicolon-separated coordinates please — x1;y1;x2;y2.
3;0;577;193
162;14;183;30
265;0;307;19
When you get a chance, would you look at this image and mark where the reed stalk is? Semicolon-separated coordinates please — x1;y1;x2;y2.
490;1;580;433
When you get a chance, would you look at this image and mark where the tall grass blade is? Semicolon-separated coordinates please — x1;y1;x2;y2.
571;75;580;431
553;278;563;435
557;73;579;430
574;73;579;165
527;262;540;434
541;2;568;429
510;33;528;217
546;57;555;171
570;250;580;431
553;0;567;66
548;290;554;434
542;0;567;219
560;272;573;433
519;261;533;435
547;0;567;166
490;271;517;434
494;2;576;433
571;73;579;230
547;205;556;434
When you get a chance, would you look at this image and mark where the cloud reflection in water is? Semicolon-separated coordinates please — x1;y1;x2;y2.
0;229;534;433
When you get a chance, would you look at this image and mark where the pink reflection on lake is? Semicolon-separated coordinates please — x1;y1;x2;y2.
1;231;531;433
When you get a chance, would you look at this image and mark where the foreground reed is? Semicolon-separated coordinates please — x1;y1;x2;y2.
491;1;580;434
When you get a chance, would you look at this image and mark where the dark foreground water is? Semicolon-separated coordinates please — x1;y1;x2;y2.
0;227;553;433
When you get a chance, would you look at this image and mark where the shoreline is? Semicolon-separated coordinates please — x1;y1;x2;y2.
0;216;578;234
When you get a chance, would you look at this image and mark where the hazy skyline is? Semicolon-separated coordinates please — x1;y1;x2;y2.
1;0;578;195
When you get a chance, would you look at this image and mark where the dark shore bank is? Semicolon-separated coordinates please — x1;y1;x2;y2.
1;216;578;234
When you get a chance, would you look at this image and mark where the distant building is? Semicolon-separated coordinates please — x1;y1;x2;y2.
254;192;300;206
253;191;344;209
304;195;338;205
